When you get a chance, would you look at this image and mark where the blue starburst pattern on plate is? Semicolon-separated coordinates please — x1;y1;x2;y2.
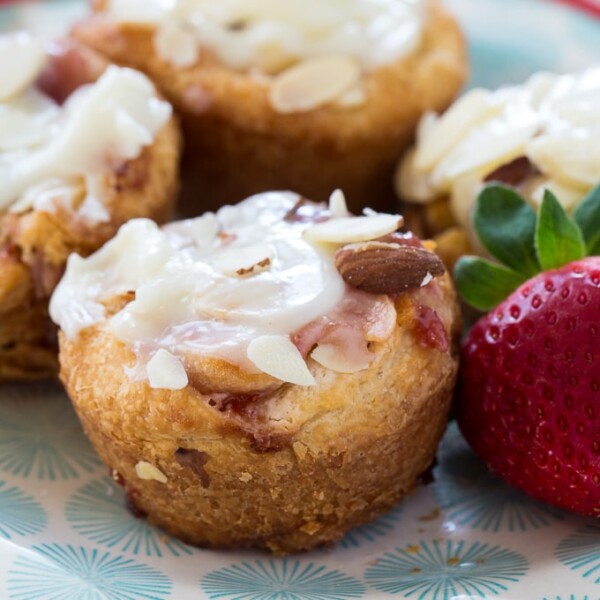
0;480;46;539
555;524;600;584
0;383;101;480
542;596;593;600
201;560;366;599
364;539;528;598
339;504;403;549
65;476;193;557
7;543;172;600
433;423;565;532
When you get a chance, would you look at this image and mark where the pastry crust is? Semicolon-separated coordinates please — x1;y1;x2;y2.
72;0;467;214
59;273;459;554
0;42;181;380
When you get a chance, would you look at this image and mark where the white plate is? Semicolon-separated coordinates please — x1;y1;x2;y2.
1;1;600;598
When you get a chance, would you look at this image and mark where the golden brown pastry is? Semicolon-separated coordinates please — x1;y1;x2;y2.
396;67;600;267
52;190;460;554
0;33;180;379
72;0;467;214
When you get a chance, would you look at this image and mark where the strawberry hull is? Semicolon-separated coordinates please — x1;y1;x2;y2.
458;258;600;517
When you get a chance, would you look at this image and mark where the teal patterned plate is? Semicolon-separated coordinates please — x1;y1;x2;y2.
1;0;600;598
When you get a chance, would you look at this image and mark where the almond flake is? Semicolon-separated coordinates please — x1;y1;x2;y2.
213;243;274;277
0;32;45;101
335;83;367;108
304;214;402;244
526;135;599;189
311;343;371;373
269;55;360;114
154;21;199;68
247;335;316;386
328;189;349;218
146;349;188;390
135;460;168;483
420;272;433;287
414;89;497;171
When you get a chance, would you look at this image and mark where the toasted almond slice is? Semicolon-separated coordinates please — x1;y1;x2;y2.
414;89;497;171
395;147;438;204
0;32;45;101
311;343;371;374
154;21;199;68
213;243;274;277
269;55;360;114
304;214;402;245
247;335;315;386
328;189;349;218
526;134;599;190
335;83;366;108
146;349;188;390
432;122;540;189
135;461;168;483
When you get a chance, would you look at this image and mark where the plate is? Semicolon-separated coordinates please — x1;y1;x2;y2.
1;1;600;599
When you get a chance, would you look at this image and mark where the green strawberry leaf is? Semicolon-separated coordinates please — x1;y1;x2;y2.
473;184;540;278
454;256;526;311
573;183;600;255
535;189;585;271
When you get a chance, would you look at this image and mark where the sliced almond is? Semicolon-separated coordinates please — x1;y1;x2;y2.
414;89;497;171
335;242;445;295
328;189;349;218
154;21;199;68
335;83;367;108
0;32;45;101
247;335;315;386
304;214;402;245
431;124;535;192
269;55;360;114
135;461;167;483
395;147;438;204
146;349;188;390
213;243;274;277
311;343;371;373
526;134;599;190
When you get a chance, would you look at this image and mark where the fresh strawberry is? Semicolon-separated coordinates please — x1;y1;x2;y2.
455;183;600;517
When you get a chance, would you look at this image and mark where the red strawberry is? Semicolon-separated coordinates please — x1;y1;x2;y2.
458;258;600;515
455;183;600;516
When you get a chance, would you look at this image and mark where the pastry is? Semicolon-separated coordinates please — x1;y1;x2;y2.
396;67;600;267
0;32;180;379
51;189;460;554
72;0;467;213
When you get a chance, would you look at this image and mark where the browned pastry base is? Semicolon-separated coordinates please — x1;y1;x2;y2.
59;274;460;554
0;42;181;380
73;0;467;215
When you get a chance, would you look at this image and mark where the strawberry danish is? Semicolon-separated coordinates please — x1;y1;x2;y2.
0;32;180;379
51;189;459;554
72;0;466;213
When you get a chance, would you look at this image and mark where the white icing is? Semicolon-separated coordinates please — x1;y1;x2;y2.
107;0;424;72
50;192;402;387
0;32;171;219
399;67;600;223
